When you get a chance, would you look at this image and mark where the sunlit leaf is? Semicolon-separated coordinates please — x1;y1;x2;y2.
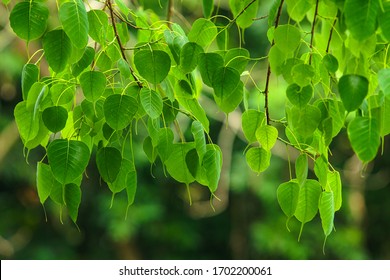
140;88;163;119
188;18;217;47
327;170;342;211
286;83;313;108
87;10;108;45
338;74;368;112
80;71;107;103
245;147;271;174
43;29;72;73
256;125;278;151
229;0;259;29
134;49;171;84
202;147;222;192
21;64;39;101
295;153;308;186
104;94;138;130
274;24;301;53
319;191;335;239
277;180;300;223
96;147;122;183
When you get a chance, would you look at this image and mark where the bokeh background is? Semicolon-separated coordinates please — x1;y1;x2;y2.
1;0;390;260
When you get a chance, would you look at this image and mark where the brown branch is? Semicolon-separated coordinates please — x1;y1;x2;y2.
167;0;174;28
264;0;284;125
326;18;337;53
309;0;319;65
106;0;143;88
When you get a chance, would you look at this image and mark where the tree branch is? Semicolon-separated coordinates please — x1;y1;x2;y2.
326;18;337;53
106;0;143;88
309;0;319;65
264;0;284;125
167;0;174;28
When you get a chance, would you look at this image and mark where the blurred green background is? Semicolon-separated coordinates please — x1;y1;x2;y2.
1;0;390;260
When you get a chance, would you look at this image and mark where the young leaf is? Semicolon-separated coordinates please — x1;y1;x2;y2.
179;42;203;73
134;49;171;84
319;191;335;241
157;128;174;163
96;147;122;183
277;180;300;226
289;105;321;138
43;29;72;73
104;94;138;130
47;139;90;185
36;162;61;204
378;69;390;96
242;110;265;143
295;153;308;186
59;0;89;49
198;52;224;87
344;0;379;41
21;64;39;101
229;0;259;29
286;83;313;108
338;74;369;112
256;125;278;151
274;24;301;54
291;64;315;87
42;106;68;133
322;54;339;73
187;18;217;47
64;183;82;223
140;88;163;119
314;155;328;188
79;71;107;103
347;116;380;162
245;147;271;174
9;1;49;41
14;101;39;145
224;48;250;74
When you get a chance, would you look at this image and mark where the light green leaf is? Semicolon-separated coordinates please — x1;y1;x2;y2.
80;71;106;103
104;94;138;130
344;0;379;41
87;10;108;45
191;121;207;160
286;83;313;108
229;0;259;29
268;45;288;75
134;49;171;84
277;180;300;224
140;88;163;119
59;0;89;49
285;0;314;22
143;136;157;163
9;1;49;41
327;170;342;211
202;0;214;18
96;147;122;183
36;162;61;204
319;191;335;239
314;155;328;188
294;179;322;238
180;42;204;73
72;46;95;77
295;153;308;186
291;64;315;87
157;128;174;162
338;74;369;112
202;147;222;192
14;101;39;145
42;106;68;133
322;54;339;73
347;116;380;162
198;52;224;87
177;97;210;133
51;84;74;107
21;64;39;101
165;143;196;184
43;29;72;73
242;110;265;143
268;0;282;27
274;24;301;54
188;18;217;47
380;95;390;136
378;69;390;96
47;139;90;185
108;159;135;194
245;147;271;174
64;183;81;223
224;48;250;74
290;105;321;138
256;125;278;151
379;2;390;41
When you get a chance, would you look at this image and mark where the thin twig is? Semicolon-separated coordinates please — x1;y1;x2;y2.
309;0;319;65
252;15;268;21
106;0;143;88
167;0;174;28
264;0;284;125
326;18;337;53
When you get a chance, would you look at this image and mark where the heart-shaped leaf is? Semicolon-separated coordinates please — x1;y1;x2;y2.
43;29;72;73
286;83;313;108
245;147;271;174
42;106;68;133
338;74;368;112
134;49;171;84
96;146;122;183
80;71;106;103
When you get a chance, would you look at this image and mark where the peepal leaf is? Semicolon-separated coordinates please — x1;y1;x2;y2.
319;191;335;241
134;49;171;84
245;147;271;174
21;64;39;101
277;181;300;226
96;147;122;183
64;183;82;223
104;94;138;130
256;125;278;150
36;162;61;204
188;18;217;47
202;147;222;192
42;106;68;133
165;143;196;185
338;74;368;112
140;88;163;119
242;110;265;143
43;29;72;73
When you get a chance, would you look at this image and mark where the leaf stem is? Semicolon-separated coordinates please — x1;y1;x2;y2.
264;0;284;125
309;0;319;65
106;0;143;88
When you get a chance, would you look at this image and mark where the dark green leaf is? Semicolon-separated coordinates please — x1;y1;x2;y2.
36;162;61;204
165;143;196;184
198;52;224;87
188;18;217;47
72;46;95;77
87;10;108;45
338;74;369;112
80;71;107;103
96;147;122;183
202;0;214;18
43;29;72;73
180;42;203;73
42;106;68;133
224;48;250;74
202;147;222;192
322;54;339;73
64;183;81;223
140;88;163;119
104;94;138;130
134;49;171;84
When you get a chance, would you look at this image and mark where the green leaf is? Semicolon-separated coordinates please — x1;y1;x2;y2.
285;0;314;22
268;45;288;75
327;170;342;211
291;64;315;87
177;97;210;133
42;106;68;133
104;94;138;130
379;2;390;41
134;49;171;84
202;0;214;18
64;183;81;223
140;88;163;119
202;147;222;192
126;170;137;207
36;162;61;204
319;191;335;238
322;54;339;73
79;71;107;103
9;1;49;41
290;105;321;138
224;48;250;74
191;121;207;160
87;10;109;45
295;153;308;186
294;179;322;238
229;0;259;29
21;64;39;101
96;147;122;183
59;0;89;49
180;42;204;73
157;128;174;162
187;18;217;47
256;125;278;151
165;143;196;184
72;46;95;77
47;139;90;184
314;155;328;188
108;159;135;194
143;136;157;163
245;147;271;174
14;101;39;145
212;67;243;113
242;110;265;143
51;83;75;106
347;116;380;162
43;29;72;73
198;52;224;87
378;69;390;96
338;74;369;112
118;58;131;79
274;24;301;54
277;180;300;223
286;83;313;108
344;0;379;41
